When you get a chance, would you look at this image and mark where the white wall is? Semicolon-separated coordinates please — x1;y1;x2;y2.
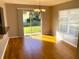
5;4;52;38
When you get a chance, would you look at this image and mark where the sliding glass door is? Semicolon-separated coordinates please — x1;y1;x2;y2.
58;9;79;46
23;11;41;35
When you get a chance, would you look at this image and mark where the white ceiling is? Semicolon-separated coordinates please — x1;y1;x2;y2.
3;0;72;6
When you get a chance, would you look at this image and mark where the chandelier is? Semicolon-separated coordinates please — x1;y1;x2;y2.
33;0;46;12
34;9;46;12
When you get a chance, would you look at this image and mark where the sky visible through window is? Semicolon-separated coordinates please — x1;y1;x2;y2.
23;11;30;22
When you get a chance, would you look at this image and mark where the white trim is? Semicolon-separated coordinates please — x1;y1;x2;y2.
9;33;52;39
42;33;52;35
1;38;9;59
63;39;77;48
9;36;24;39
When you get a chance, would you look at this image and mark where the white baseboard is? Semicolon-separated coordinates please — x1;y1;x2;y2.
43;33;52;35
9;36;24;39
63;40;77;48
9;33;52;39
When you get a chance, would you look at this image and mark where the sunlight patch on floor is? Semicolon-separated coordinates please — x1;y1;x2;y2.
56;31;63;42
31;35;56;43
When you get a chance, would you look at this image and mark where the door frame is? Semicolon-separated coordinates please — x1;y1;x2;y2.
17;8;43;36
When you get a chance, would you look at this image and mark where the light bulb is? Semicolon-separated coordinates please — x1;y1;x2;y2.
33;9;46;12
34;9;40;12
41;9;46;12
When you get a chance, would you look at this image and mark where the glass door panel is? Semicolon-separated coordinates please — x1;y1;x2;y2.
23;11;31;35
23;11;41;36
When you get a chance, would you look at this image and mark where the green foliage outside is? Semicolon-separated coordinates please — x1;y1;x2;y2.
23;12;40;27
24;26;41;34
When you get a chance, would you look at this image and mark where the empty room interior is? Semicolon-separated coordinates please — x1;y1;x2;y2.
0;0;79;59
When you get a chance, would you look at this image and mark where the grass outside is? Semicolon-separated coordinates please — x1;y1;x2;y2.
24;26;41;34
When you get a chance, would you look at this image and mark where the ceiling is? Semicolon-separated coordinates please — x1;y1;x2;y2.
3;0;72;6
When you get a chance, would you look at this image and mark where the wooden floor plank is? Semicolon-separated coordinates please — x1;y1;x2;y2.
4;35;77;59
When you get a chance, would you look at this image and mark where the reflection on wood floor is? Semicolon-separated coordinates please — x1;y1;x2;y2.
4;35;77;59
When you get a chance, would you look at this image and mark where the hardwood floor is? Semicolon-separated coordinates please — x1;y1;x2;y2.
4;35;77;59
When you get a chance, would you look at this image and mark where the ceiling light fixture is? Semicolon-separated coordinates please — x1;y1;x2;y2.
33;0;46;12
